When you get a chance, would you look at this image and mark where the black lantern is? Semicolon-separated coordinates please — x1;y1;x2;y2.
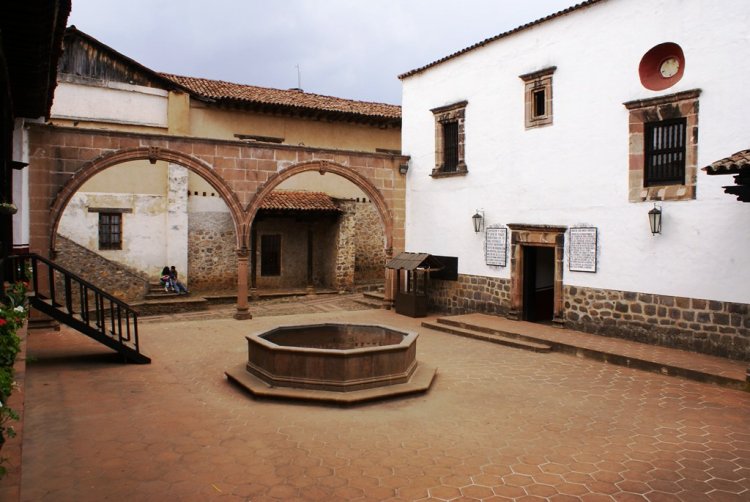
398;163;409;175
648;204;662;235
472;210;484;233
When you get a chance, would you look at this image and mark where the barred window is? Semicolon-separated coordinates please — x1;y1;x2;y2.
261;234;281;276
442;121;459;172
98;213;122;250
644;118;686;186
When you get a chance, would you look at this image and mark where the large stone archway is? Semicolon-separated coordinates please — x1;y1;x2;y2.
232;160;399;318
49;146;245;252
27;124;408;319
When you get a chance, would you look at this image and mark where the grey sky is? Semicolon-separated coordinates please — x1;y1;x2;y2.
68;0;582;105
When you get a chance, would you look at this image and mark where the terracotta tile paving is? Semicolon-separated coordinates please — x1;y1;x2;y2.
17;305;750;501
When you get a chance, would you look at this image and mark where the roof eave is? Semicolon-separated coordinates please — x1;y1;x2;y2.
398;0;604;80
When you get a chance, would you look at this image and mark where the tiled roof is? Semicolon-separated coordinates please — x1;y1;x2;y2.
260;191;340;212
399;0;603;79
161;73;401;121
703;149;750;175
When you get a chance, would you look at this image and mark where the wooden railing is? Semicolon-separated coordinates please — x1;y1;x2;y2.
6;254;150;364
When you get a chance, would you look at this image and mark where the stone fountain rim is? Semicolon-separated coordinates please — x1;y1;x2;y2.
246;322;419;356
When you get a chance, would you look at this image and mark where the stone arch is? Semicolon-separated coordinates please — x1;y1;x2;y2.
49;146;245;251
242;160;394;251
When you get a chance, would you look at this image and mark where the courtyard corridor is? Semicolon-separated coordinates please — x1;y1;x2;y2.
15;296;750;501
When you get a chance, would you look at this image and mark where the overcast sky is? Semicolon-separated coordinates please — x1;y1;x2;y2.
68;0;582;105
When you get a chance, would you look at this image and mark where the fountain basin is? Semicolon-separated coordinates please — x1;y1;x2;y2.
225;323;436;404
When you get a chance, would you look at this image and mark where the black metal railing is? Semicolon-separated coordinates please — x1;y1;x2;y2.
6;253;150;364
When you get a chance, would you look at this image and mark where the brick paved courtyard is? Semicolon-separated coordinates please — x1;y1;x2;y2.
18;302;750;501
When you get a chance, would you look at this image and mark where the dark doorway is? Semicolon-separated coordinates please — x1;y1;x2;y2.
522;246;555;322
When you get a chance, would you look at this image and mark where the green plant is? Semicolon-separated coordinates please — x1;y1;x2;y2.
0;279;29;478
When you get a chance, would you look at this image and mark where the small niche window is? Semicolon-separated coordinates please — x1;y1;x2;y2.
98;213;122;250
430;100;468;177
260;234;281;276
520;66;556;129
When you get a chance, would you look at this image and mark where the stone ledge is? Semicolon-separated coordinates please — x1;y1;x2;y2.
225;362;437;405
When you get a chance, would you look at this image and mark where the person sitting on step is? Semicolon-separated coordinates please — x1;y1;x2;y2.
160;266;175;292
170;265;189;295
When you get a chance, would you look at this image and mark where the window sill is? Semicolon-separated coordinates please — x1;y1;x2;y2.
630;183;695;202
430;167;468;178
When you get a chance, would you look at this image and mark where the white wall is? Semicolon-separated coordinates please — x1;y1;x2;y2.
401;0;750;304
58;192;168;277
51;80;168;128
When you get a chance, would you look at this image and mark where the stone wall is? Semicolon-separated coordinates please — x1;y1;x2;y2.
426;274;750;361
334;206;356;291
55;235;149;302
187;212;237;291
565;285;750;361
429;274;511;315
351;200;386;284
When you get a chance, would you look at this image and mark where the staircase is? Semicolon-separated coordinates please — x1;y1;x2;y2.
422;317;552;353
7;254;150;364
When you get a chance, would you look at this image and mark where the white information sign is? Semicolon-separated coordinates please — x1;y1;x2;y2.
485;227;507;267
569;227;598;272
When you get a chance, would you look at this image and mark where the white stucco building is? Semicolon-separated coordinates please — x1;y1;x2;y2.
399;0;750;360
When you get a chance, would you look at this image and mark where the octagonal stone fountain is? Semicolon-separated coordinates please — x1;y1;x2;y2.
225;323;436;404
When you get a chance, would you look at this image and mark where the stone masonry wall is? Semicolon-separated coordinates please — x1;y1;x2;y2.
55;235;149;302
188;212;237;291
352;200;386;284
334;206;356;291
429;274;512;315
427;273;749;361
565;285;750;361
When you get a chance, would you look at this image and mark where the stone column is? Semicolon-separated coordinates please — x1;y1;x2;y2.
383;247;395;310
234;247;252;320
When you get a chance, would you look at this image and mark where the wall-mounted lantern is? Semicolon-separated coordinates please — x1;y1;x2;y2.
472;210;485;233
648;204;662;235
398;163;409;175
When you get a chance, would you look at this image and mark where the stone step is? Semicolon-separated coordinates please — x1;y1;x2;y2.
421;321;552;353
353;296;384;309
145;291;181;300
435;316;551;345
132;296;209;316
363;291;385;301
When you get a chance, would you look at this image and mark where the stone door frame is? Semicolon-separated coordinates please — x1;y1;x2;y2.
507;224;566;327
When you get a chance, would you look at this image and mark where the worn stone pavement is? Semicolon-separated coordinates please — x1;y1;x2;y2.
18;296;750;501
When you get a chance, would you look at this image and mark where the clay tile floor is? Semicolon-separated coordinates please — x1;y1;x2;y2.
16;296;750;501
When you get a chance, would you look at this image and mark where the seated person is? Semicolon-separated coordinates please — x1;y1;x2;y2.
160;266;174;292
170;265;189;295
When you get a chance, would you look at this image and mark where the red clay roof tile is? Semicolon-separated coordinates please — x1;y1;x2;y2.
260;191;340;212
161;73;400;120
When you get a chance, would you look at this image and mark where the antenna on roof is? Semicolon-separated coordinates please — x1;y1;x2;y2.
289;64;303;92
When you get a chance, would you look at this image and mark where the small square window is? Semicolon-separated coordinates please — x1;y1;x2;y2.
520;67;555;129
98;213;122;250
